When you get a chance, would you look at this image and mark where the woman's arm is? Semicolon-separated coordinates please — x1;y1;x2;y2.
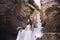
25;27;27;31
31;24;34;32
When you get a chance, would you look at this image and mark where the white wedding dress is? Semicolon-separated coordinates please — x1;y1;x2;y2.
24;24;36;40
16;24;36;40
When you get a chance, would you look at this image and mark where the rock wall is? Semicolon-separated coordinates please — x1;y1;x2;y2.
0;0;60;40
40;0;60;40
0;0;38;40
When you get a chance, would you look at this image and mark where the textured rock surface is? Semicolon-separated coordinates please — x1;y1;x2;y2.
0;0;38;40
40;0;60;40
0;0;60;40
0;0;20;40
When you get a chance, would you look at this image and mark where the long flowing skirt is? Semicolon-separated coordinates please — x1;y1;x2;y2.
16;30;25;40
16;30;36;40
24;30;36;40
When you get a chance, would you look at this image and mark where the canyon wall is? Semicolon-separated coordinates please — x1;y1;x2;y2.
0;0;60;40
0;0;38;40
40;0;60;40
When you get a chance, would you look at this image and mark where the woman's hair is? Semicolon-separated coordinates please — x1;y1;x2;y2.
27;18;32;27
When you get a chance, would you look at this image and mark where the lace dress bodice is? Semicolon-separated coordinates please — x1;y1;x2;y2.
26;24;31;30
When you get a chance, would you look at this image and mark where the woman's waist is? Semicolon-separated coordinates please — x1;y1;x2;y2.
27;29;31;30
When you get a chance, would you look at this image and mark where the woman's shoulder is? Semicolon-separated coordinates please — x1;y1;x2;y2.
27;24;31;26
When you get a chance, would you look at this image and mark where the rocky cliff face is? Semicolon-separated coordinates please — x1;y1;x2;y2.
0;0;60;40
0;0;38;40
40;0;60;40
0;0;20;40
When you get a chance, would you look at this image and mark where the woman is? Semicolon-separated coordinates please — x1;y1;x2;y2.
24;18;36;40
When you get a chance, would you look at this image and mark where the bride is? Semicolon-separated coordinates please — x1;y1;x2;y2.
24;18;36;40
16;18;36;40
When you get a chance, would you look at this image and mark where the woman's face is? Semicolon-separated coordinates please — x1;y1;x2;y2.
28;19;30;22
